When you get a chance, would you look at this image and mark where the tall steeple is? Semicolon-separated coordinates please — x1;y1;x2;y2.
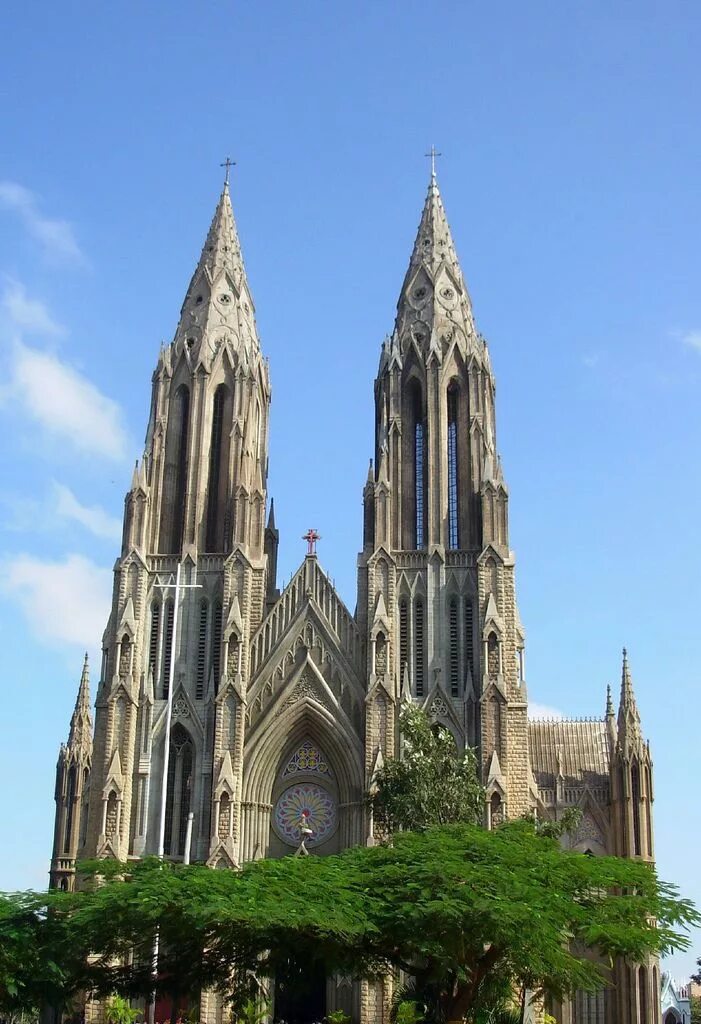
358;166;528;821
50;657;93;891
82;171;276;870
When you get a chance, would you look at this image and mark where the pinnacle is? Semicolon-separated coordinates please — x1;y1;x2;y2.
605;683;614;718
170;179;261;362
404;174;464;284
196;182;246;287
391;173;478;358
617;646;641;742
67;654;93;756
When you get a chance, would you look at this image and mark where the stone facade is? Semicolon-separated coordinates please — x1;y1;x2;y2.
50;172;659;1023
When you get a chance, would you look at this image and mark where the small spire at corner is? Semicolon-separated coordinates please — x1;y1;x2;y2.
606;683;614;717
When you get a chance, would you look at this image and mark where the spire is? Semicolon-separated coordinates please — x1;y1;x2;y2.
67;653;93;760
266;497;276;531
171;179;261;362
393;170;477;358
606;683;614;718
606;682;616;752
403;171;465;286
617;647;642;748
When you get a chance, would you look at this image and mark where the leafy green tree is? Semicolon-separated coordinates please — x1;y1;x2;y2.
105;995;140;1024
371;704;484;834
0;891;83;1018
3;822;696;1024
690;994;701;1024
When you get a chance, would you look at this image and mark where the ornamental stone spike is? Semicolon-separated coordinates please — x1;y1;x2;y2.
617;646;642;748
171;174;261;362
67;652;93;758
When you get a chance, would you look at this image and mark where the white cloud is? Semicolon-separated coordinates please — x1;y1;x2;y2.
53;483;122;541
10;340;128;461
2;553;111;649
0;181;83;263
2;279;65;337
679;330;701;354
528;702;565;721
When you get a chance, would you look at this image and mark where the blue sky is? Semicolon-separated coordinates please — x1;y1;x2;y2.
1;0;700;978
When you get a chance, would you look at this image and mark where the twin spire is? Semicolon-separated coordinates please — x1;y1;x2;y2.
389;164;479;362
171;177;261;365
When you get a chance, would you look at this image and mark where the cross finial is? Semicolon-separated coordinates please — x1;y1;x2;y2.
220;156;235;186
425;145;442;181
302;528;321;556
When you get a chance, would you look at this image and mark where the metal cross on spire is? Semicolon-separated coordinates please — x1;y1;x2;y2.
220;155;236;186
302;528;321;556
425;145;442;180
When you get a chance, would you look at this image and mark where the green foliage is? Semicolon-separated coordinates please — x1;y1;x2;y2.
691;994;701;1024
1;822;698;1023
0;891;82;1016
105;995;139;1024
394;1001;423;1024
231;996;269;1024
371;704;484;833
325;1011;351;1024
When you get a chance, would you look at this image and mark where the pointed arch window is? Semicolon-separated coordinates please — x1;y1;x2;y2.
64;765;77;854
631;760;642;856
415;417;425;548
414;598;425;697
447;383;459;549
211;601;223;695
164;724;194;857
464;600;474;677
449;598;459;697
487;632;500;678
196;600;209;700
148;602;161;685
489;791;503;828
160;384;190;554
375;631;387;678
638;966;648;1024
206;385;232;552
162;600;174;699
399;598;408;685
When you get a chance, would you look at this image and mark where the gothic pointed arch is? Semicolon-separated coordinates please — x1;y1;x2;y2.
205;382;233;552
159;381;190;553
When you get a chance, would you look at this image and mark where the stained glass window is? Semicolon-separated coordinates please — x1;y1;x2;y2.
273;783;337;847
447;384;459;549
283;740;331;778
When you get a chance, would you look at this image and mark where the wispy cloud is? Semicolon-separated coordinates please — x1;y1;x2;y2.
6;339;129;461
2;278;65;337
0;181;83;264
53;483;122;541
1;553;111;649
679;330;701;354
528;702;565;721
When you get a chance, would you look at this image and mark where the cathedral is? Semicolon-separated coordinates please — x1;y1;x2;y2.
49;168;660;1023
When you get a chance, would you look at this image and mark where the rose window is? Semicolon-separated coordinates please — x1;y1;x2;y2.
273;783;337;847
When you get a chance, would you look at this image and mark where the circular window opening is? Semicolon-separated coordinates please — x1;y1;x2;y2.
273;783;337;848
